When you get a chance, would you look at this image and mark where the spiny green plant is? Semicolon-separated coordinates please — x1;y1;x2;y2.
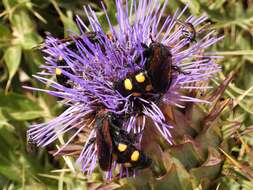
0;0;253;190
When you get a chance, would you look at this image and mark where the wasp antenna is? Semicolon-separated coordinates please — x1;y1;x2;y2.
149;34;155;43
176;19;186;27
172;65;190;75
140;43;148;49
198;22;212;34
149;28;155;43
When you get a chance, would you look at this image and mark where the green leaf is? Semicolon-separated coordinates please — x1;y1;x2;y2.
64;10;79;34
153;159;193;190
0;91;44;121
11;10;42;49
0;125;21;182
0;161;22;182
179;0;200;15
196;124;222;152
2;0;19;9
98;0;117;32
209;0;226;10
50;0;79;36
170;141;205;170
190;148;222;189
0;21;11;43
23;50;44;76
4;45;22;91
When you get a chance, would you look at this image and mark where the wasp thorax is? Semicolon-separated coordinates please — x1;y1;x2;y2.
114;41;175;98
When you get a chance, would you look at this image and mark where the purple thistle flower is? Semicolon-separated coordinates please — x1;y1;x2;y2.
26;0;222;176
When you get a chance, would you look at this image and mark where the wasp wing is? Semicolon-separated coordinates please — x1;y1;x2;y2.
96;116;113;171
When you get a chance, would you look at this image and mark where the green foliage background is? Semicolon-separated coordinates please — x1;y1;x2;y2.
0;0;253;189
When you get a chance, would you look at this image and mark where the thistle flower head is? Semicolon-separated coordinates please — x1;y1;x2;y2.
26;0;222;177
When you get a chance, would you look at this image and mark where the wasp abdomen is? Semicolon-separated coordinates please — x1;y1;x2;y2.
114;71;152;97
113;141;152;169
146;43;172;93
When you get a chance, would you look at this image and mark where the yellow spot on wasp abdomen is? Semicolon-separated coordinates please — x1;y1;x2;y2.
118;143;127;152
124;78;133;90
131;150;140;161
135;72;145;83
55;68;62;75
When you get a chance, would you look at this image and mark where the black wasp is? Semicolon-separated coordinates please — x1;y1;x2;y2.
54;56;73;88
49;32;113;87
89;110;152;171
176;20;197;43
114;41;185;98
176;19;211;43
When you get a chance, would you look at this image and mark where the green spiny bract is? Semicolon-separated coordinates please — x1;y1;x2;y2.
114;75;235;190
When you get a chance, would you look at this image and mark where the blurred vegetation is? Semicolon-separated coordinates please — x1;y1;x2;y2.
0;0;253;189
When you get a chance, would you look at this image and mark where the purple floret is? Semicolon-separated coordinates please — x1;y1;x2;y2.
25;0;222;176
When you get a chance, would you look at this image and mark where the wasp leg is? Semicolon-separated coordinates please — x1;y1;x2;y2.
141;43;149;49
172;65;190;75
84;137;96;150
